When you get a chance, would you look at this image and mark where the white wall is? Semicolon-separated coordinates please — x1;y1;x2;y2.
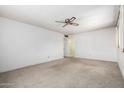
0;17;64;73
117;6;124;78
74;27;118;62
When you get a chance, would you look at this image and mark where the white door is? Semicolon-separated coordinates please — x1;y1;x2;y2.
64;38;68;57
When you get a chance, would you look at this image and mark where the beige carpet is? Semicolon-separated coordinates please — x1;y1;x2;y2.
0;58;124;88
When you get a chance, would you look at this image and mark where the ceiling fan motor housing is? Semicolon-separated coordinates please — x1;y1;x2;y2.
65;19;70;23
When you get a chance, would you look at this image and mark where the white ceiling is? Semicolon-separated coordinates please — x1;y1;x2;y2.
0;5;119;34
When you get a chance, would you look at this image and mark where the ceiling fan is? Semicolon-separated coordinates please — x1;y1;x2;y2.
55;17;79;27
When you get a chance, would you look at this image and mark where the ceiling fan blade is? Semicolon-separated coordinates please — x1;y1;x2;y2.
71;23;79;26
69;17;76;22
55;21;65;23
63;23;68;27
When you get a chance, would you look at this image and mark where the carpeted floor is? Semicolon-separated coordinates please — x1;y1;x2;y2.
0;58;124;88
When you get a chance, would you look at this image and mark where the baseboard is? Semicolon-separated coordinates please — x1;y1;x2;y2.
64;56;117;63
0;57;64;74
